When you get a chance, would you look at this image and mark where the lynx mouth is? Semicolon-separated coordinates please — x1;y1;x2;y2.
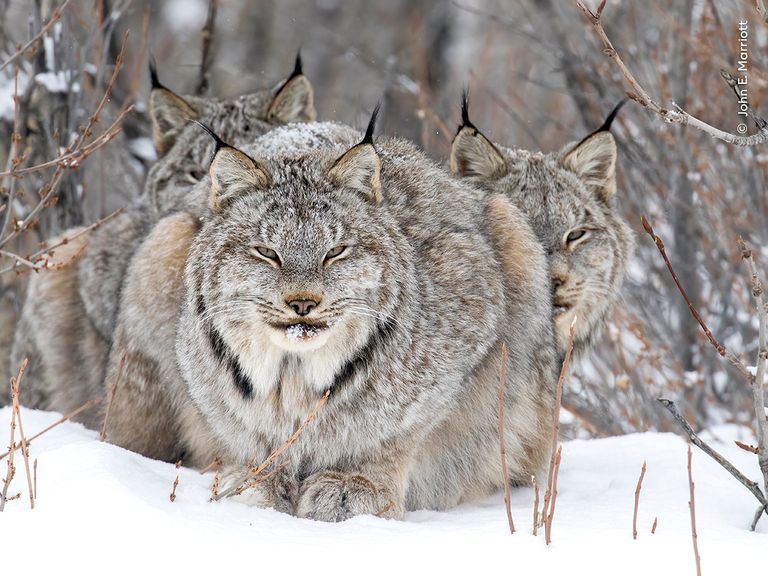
281;322;329;342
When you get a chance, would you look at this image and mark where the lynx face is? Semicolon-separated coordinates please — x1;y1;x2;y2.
186;125;412;396
451;103;634;355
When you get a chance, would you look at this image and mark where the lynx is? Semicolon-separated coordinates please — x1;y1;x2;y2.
450;96;635;358
8;57;316;420
100;113;558;520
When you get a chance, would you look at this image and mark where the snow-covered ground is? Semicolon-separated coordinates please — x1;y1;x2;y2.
0;407;764;575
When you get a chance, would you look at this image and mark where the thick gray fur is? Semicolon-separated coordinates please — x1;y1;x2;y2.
102;121;558;520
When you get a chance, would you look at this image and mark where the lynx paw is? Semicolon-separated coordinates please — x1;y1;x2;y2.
218;465;298;514
296;471;400;522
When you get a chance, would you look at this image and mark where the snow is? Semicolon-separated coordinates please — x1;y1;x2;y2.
0;70;29;121
162;0;208;32
0;408;765;575
35;70;80;93
286;323;324;342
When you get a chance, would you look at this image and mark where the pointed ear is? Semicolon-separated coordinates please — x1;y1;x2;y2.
449;93;507;180
328;105;382;203
267;55;316;124
450;126;508;180
149;62;199;157
561;131;617;202
328;144;381;203
209;144;272;213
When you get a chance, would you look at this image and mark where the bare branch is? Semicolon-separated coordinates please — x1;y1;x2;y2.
0;397;102;461
575;1;768;146
0;383;17;511
196;0;218;95
497;343;515;534
0;0;71;72
641;217;753;382
543;317;576;545
657;398;768;513
687;446;702;576
633;460;646;540
215;390;330;501
10;359;34;509
101;350;126;441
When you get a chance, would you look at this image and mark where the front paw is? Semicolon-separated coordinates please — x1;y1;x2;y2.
218;465;298;514
296;471;401;522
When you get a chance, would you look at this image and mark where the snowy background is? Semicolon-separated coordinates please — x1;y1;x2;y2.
1;407;764;574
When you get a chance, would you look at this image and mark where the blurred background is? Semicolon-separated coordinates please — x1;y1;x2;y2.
1;0;766;438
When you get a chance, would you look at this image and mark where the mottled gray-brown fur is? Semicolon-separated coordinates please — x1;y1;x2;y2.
450;107;635;358
102;121;558;520
8;65;316;417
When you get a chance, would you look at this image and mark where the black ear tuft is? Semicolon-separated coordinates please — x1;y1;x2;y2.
459;88;476;132
291;51;303;79
192;120;230;155
596;99;628;133
361;102;381;146
149;54;163;90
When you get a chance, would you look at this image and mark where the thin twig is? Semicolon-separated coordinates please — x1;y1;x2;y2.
651;516;658;534
0;0;71;72
737;238;768;525
215;390;330;501
497;342;515;534
211;471;219;500
0;105;132;254
543;317;576;545
199;456;223;475
0;396;102;461
170;475;179;503
688;445;702;576
575;1;768;145
633;461;647;540
735;440;759;455
33;458;37;500
641;217;753;381
101;351;126;441
10;359;34;509
657;398;767;510
196;0;218;95
0;208;122;275
545;445;562;545
542;316;576;544
0;398;16;511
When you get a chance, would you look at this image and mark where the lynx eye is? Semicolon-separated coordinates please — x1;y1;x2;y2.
324;245;347;263
251;245;281;265
564;228;589;246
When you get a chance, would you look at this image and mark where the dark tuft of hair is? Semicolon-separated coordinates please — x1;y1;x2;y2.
459;88;476;132
149;55;163;90
575;99;628;147
361;102;381;146
291;51;303;79
596;99;628;133
192;120;230;155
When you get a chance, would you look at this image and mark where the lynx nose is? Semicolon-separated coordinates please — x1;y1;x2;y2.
288;299;319;317
551;273;568;292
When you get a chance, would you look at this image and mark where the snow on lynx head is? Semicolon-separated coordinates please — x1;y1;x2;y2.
450;96;634;357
